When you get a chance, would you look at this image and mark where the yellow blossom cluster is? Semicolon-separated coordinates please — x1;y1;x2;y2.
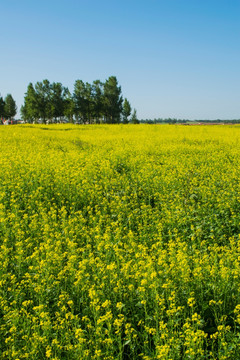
1;124;240;359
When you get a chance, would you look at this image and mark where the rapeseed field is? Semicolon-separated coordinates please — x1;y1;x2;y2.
1;124;240;359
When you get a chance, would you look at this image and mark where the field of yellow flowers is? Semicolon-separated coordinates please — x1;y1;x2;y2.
1;124;240;359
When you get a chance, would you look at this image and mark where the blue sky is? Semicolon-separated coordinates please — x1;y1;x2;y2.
1;0;240;119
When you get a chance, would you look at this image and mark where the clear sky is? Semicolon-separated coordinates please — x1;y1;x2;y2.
1;0;240;120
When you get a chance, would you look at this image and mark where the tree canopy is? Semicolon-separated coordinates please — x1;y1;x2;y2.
103;76;123;124
20;76;133;124
130;108;139;124
0;96;5;119
122;98;132;124
3;94;17;120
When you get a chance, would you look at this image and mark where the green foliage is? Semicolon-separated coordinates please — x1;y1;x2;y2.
51;82;68;121
21;76;129;124
63;89;75;123
92;80;104;123
0;96;5;119
130;108;139;124
34;80;52;123
122;98;132;124
73;80;94;124
21;83;38;122
22;81;71;124
103;76;123;123
3;94;17;120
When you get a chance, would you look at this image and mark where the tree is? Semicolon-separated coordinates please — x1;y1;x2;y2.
0;96;5;119
34;79;52;123
63;89;75;123
22;81;68;123
130;108;139;124
4;94;17;120
51;82;67;122
92;80;104;123
73;80;89;124
21;76;132;125
122;98;131;124
85;82;94;124
103;76;123;123
21;83;38;123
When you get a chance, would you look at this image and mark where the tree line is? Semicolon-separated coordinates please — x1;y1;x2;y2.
140;118;240;124
0;94;17;122
20;76;138;124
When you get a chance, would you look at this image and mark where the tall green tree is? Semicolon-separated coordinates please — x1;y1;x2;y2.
130;108;139;124
0;96;5;119
21;76;134;125
73;80;87;123
85;82;94;124
63;89;75;123
22;81;67;123
21;83;38;122
122;98;132;124
34;79;52;123
51;82;67;122
92;80;104;123
103;76;123;123
73;80;94;123
4;94;17;120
